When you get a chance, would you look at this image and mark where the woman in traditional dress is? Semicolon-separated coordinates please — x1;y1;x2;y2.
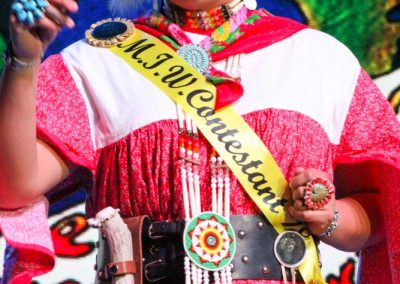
0;0;399;283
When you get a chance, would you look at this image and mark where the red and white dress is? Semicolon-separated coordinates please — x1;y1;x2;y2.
0;14;399;284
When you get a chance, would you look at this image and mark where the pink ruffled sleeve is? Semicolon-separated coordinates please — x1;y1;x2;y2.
0;197;54;283
0;55;96;283
36;54;97;170
334;69;400;284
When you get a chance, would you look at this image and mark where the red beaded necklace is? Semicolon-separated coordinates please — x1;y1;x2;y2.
164;0;244;33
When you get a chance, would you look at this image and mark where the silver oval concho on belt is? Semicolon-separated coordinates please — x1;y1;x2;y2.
274;231;307;284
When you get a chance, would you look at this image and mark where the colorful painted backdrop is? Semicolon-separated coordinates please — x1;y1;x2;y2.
0;0;399;283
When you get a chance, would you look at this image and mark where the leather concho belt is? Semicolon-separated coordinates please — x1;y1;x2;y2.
94;214;300;283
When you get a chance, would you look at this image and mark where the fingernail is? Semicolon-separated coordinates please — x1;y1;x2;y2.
66;18;75;28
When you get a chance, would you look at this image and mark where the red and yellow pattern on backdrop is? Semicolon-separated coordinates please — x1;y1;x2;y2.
0;0;399;283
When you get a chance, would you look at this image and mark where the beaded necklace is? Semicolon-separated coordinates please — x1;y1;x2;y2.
148;4;251;282
163;0;244;33
137;0;306;284
177;104;233;283
136;4;266;283
135;5;259;109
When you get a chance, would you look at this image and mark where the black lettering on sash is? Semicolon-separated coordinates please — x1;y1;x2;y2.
205;117;240;144
162;65;197;88
117;34;292;230
185;89;215;118
143;53;173;69
204;117;243;153
118;39;155;60
195;107;215;118
238;159;282;213
224;140;242;153
184;92;284;214
282;221;311;237
232;152;249;164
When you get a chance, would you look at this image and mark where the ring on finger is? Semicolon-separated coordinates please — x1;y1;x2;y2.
303;177;334;210
11;0;49;26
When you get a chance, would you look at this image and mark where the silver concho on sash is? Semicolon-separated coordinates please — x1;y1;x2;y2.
177;44;211;74
274;231;307;284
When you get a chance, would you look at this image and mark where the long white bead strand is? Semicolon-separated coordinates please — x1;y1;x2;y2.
186;116;200;284
184;114;197;219
177;105;191;220
197;265;203;284
213;271;221;284
210;153;218;213
177;105;192;284
224;167;230;221
224;166;232;284
226;264;233;284
191;122;202;215
191;261;198;284
220;267;227;284
184;256;192;284
203;269;210;284
217;156;224;216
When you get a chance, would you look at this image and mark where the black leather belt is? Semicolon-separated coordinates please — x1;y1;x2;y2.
95;214;303;283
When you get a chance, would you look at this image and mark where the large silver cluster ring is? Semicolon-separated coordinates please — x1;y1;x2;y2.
11;0;49;26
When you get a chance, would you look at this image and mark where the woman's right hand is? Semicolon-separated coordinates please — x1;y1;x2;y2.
9;0;78;62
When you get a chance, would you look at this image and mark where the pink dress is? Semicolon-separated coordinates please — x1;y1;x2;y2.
1;12;399;284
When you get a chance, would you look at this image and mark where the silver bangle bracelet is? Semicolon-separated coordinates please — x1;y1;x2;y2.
3;44;39;71
319;208;339;237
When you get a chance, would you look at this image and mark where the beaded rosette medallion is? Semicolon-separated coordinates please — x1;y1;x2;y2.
183;212;236;271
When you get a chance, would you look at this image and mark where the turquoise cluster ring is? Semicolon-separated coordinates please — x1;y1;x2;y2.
303;177;335;210
11;0;49;26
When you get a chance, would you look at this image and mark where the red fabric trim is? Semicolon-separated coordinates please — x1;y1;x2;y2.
135;24;177;51
37;126;94;171
4;243;55;284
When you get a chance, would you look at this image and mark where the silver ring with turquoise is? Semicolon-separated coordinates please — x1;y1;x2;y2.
11;0;49;26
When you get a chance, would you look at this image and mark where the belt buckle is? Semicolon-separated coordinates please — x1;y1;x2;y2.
144;259;167;282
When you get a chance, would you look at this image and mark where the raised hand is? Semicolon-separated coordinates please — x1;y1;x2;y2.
9;0;78;62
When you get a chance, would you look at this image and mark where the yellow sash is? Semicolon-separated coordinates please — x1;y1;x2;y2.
109;28;325;284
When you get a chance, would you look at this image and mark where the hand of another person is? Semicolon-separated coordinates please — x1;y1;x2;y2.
288;167;336;236
9;0;78;62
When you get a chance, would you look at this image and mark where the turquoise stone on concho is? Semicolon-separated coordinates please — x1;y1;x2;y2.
177;44;211;74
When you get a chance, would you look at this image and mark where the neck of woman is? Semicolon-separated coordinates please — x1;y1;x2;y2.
162;0;244;32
